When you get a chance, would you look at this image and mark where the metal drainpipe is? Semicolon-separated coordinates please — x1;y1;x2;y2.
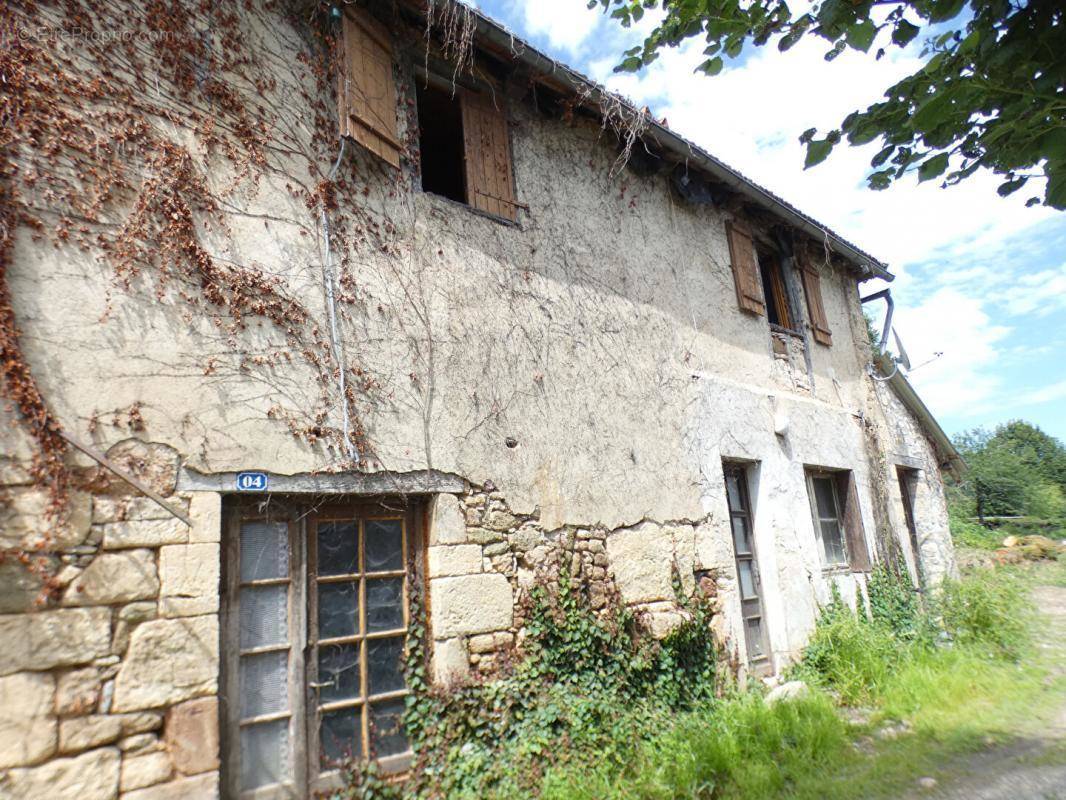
860;287;894;352
320;138;358;465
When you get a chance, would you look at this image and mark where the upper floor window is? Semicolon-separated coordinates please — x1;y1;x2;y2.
726;221;833;347
335;7;518;222
758;251;794;331
414;75;519;222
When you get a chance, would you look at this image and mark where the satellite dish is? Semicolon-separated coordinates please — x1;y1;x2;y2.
892;328;912;372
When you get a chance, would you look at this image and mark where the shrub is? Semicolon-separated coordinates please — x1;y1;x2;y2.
866;558;932;643
948;503;1002;550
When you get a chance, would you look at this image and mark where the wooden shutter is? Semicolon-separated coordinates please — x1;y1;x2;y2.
338;9;401;168
460;90;518;221
836;472;872;572
726;220;765;316
796;249;833;346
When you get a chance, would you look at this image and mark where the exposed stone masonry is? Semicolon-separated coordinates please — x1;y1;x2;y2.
0;440;221;799
428;486;724;684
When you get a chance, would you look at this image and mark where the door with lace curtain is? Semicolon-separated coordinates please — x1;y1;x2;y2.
222;498;421;799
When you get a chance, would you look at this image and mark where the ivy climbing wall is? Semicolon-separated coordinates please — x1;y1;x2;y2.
0;0;957;796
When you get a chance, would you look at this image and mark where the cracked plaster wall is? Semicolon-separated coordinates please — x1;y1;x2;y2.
1;1;958;699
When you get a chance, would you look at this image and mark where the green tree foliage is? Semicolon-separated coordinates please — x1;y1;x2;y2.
591;0;1066;208
988;420;1066;491
952;420;1066;522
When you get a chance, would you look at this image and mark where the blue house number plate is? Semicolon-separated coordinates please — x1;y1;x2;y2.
236;471;269;492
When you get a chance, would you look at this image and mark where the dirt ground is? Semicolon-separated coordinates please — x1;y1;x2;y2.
907;584;1066;800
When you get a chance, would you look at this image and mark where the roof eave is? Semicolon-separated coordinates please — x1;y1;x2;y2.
464;8;894;282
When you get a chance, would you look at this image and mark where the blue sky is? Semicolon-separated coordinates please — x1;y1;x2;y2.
470;0;1066;443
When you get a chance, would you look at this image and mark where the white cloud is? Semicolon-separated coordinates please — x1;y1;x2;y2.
602;37;1056;274
891;288;1012;417
1016;380;1066;406
581;26;1064;429
520;0;603;55
999;267;1066;317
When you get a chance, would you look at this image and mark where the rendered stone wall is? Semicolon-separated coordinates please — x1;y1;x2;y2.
0;0;961;792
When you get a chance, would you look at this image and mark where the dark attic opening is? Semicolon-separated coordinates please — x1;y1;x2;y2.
416;82;467;204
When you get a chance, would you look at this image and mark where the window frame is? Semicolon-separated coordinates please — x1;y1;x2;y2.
412;68;520;224
805;470;849;569
757;251;795;333
221;497;425;800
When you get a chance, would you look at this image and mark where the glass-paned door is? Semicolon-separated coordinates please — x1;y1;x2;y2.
223;499;419;800
309;509;412;793
724;464;772;673
224;506;306;800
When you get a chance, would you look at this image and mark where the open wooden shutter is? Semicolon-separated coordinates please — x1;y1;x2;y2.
836;472;872;572
338;8;401;168
796;249;833;346
460;90;518;221
726;220;765;316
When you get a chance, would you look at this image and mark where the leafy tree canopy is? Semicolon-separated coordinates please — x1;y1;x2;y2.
953;420;1066;520
591;0;1066;208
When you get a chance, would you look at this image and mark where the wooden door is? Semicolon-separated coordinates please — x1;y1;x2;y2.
724;465;772;674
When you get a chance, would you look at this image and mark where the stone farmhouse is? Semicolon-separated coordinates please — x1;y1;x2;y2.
0;0;962;797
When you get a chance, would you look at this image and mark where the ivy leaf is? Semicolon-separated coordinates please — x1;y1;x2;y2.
918;152;950;181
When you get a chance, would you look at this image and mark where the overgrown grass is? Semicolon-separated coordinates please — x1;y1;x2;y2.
526;562;1055;800
538;693;850;800
342;558;1059;800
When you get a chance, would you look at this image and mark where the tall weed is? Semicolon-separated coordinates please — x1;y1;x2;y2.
938;569;1030;659
793;584;898;704
539;693;849;800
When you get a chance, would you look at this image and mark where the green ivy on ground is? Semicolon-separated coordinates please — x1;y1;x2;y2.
335;564;720;799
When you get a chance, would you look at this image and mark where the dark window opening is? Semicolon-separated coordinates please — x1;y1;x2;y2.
416;82;466;204
897;467;923;587
758;253;793;330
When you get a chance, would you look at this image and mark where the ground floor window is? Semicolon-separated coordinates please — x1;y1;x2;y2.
806;471;848;566
804;468;872;572
222;498;422;799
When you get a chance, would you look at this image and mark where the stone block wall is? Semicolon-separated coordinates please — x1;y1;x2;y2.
0;441;222;800
426;488;724;685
